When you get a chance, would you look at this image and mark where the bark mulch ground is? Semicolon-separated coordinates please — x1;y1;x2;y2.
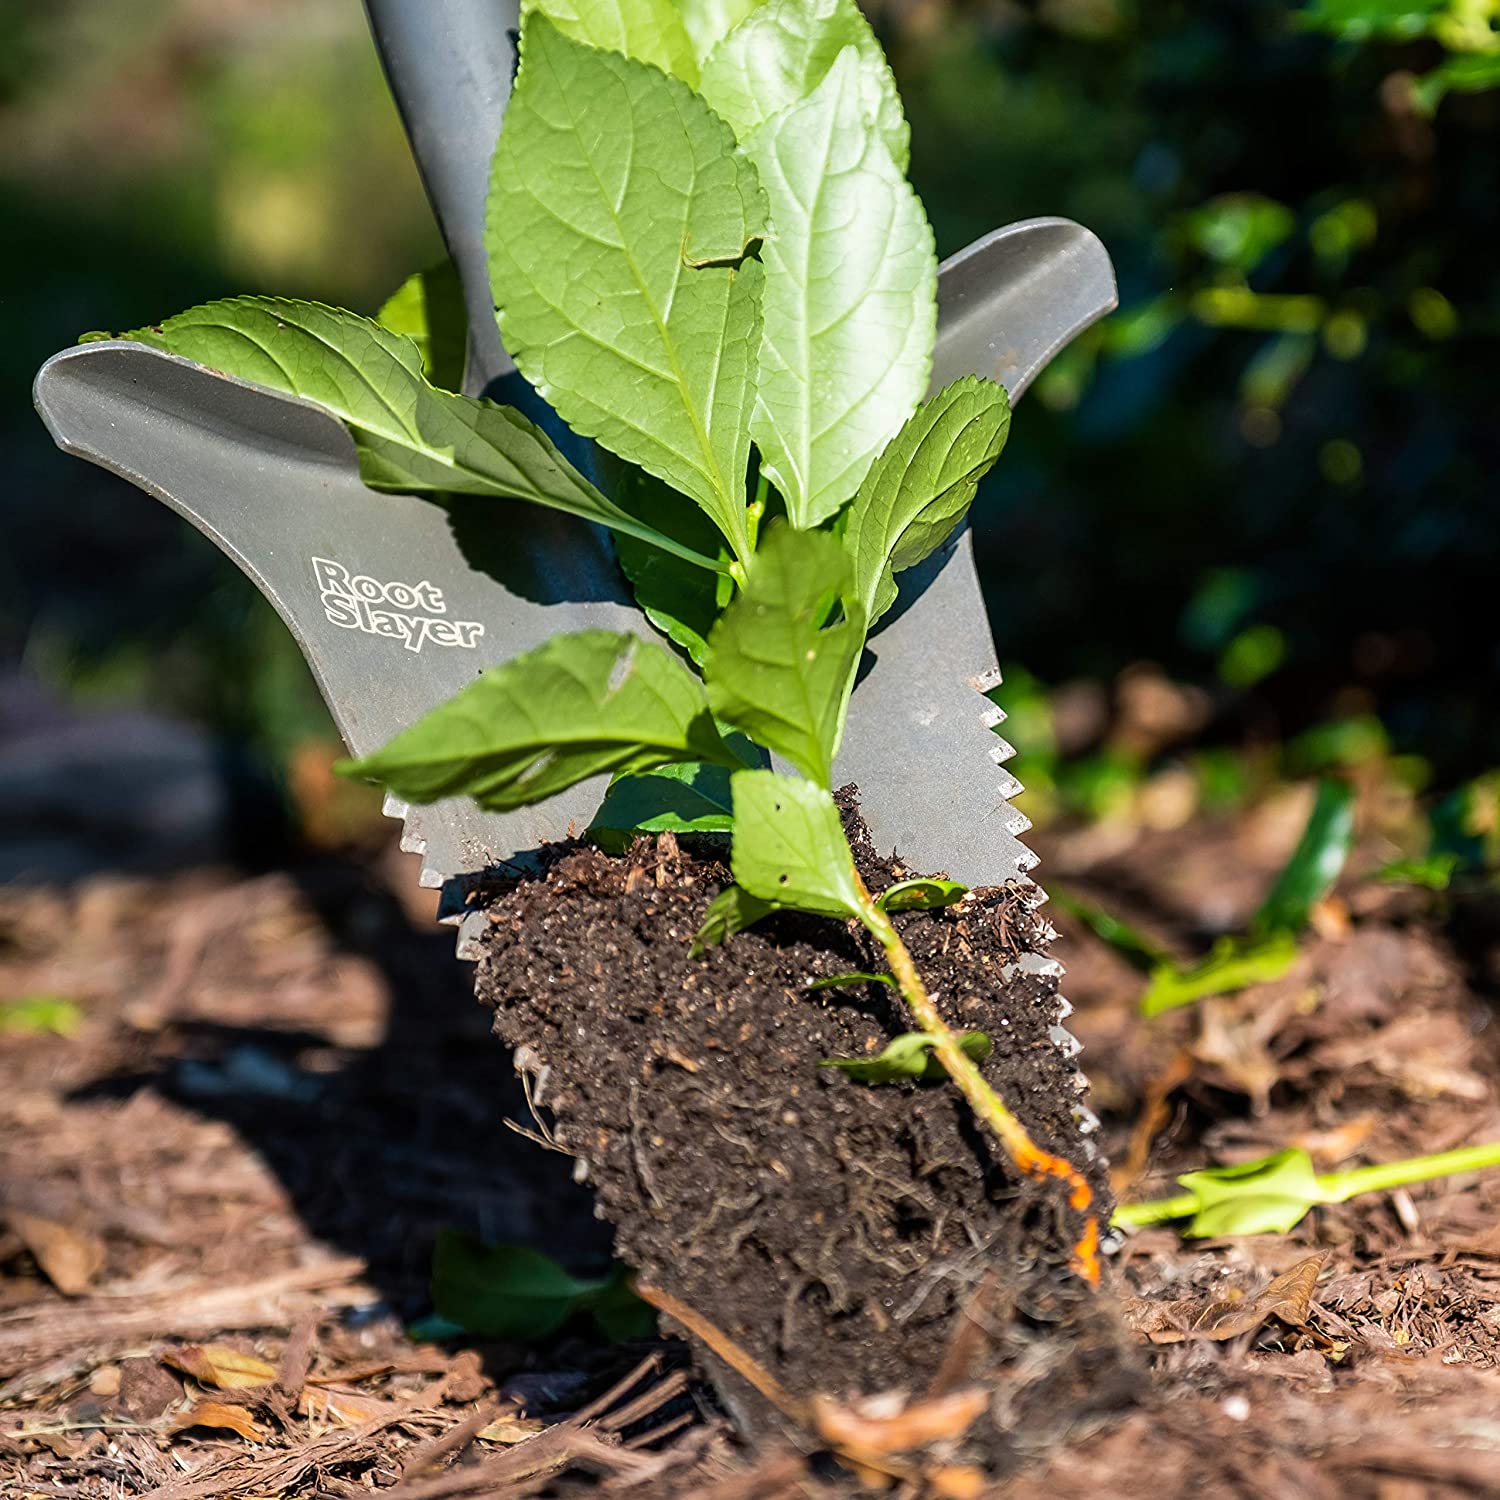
2;789;1499;1496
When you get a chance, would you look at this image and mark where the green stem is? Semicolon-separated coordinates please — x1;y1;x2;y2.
746;472;769;552
1321;1141;1500;1202
1114;1139;1500;1229
851;872;1102;1285
1112;1191;1200;1229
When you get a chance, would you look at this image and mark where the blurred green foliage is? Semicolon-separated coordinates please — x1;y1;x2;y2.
5;0;1497;841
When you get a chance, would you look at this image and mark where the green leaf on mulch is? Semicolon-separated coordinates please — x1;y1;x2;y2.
1252;778;1356;936
1139;931;1300;1018
432;1231;653;1341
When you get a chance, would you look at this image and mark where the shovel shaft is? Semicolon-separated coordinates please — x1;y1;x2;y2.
363;0;520;395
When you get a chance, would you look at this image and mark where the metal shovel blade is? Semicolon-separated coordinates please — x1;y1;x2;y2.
32;0;1116;911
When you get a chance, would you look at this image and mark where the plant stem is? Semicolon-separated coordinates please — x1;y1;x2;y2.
1111;1191;1200;1229
852;872;1102;1286
1321;1141;1500;1202
1114;1140;1500;1230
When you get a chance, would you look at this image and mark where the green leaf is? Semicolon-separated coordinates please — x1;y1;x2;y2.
431;1231;649;1341
433;1232;597;1339
0;994;84;1037
376;260;466;391
522;0;699;83
588;761;737;852
1176;1150;1328;1238
876;878;968;913
1139;931;1300;1017
821;1030;991;1084
679;0;767;62
730;770;864;919
1375;852;1461;890
1295;0;1446;41
807;971;894;990
691;884;776;955
613;467;734;667
113;297;722;574
1412;52;1500;114
842;376;1011;627
1050;887;1173;975
736;48;936;528
1252;778;1355;936
704;524;865;786
487;17;767;563
1115;1141;1500;1238
342;630;738;811
699;0;909;169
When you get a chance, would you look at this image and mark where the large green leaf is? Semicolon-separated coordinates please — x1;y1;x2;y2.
341;630;739;811
105;297;723;574
487;17;767;563
738;49;936;527
730;770;864;918
679;0;767;63
842;376;1010;626
704;524;865;786
699;0;908;168
521;0;699;83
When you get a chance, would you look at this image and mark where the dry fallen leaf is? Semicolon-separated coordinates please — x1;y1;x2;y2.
811;1387;990;1456
1124;1253;1326;1345
477;1414;547;1445
170;1400;265;1442
164;1343;277;1390
8;1212;106;1296
300;1386;400;1426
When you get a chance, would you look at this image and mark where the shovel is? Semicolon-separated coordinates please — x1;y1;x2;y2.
32;0;1117;958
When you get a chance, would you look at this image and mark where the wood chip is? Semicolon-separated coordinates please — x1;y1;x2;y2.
8;1212;106;1296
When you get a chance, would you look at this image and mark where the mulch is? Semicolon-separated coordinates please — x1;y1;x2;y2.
3;789;1500;1496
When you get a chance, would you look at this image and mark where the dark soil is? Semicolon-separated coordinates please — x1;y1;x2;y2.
471;793;1128;1463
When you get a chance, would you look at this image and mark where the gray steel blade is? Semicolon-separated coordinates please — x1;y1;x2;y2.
32;340;645;906
835;219;1118;888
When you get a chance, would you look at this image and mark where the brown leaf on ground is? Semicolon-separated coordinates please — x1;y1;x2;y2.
170;1398;265;1442
1123;1254;1326;1345
163;1342;277;1390
7;1211;106;1295
477;1413;546;1444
